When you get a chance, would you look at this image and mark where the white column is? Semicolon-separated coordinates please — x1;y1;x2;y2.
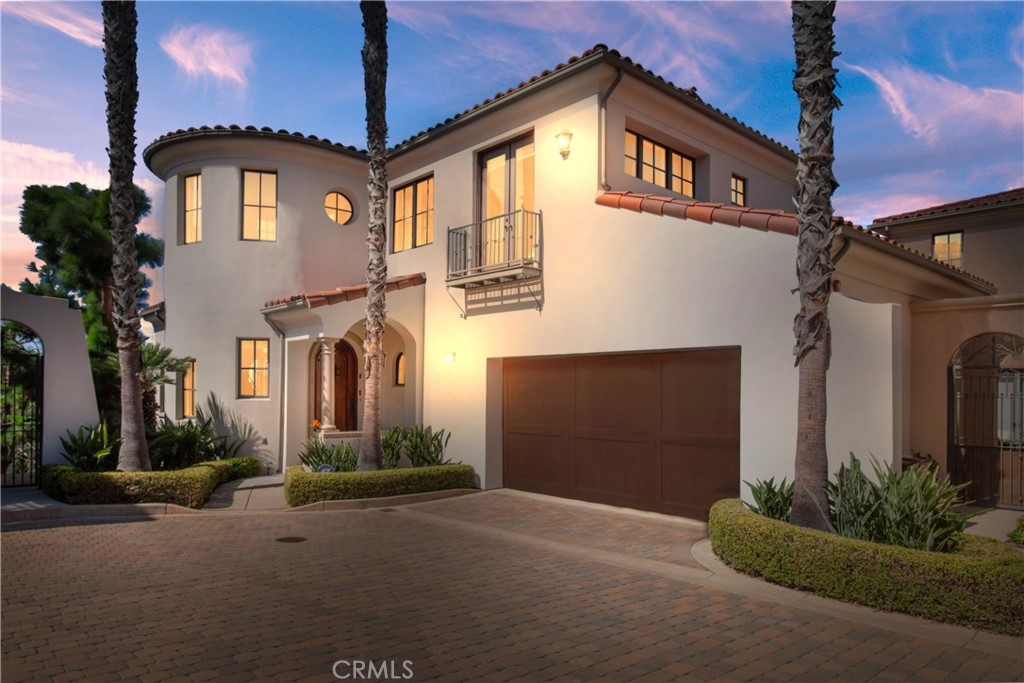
319;338;338;431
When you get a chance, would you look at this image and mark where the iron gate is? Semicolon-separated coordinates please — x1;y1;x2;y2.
2;324;44;487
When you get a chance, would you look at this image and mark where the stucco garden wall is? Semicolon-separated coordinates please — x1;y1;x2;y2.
1;286;99;465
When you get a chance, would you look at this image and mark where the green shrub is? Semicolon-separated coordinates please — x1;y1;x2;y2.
381;427;406;469
743;477;793;521
148;417;245;471
60;423;118;472
405;425;452;467
39;457;260;508
285;464;476;507
1011;515;1024;545
298;439;357;472
709;499;1024;636
827;454;970;552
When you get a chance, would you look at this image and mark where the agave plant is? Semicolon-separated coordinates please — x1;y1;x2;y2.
404;425;452;467
743;477;795;521
60;423;118;472
298;439;357;473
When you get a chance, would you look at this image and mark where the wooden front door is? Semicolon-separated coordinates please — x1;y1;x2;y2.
334;341;358;431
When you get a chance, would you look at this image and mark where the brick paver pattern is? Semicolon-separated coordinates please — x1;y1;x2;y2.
2;491;1021;682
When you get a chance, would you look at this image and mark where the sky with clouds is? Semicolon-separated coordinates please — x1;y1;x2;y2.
2;1;1022;300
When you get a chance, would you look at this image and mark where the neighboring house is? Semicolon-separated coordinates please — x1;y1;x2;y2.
142;45;1009;519
871;189;1024;509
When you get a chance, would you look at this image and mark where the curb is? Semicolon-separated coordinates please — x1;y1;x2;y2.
287;488;479;511
2;502;198;523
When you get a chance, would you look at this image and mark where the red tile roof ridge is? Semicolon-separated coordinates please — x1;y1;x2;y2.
871;187;1024;225
595;191;995;290
263;273;426;310
389;44;793;158
144;125;366;169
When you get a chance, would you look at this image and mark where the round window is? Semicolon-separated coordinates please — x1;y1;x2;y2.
324;191;353;225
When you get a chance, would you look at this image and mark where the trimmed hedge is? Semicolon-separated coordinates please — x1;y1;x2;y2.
709;499;1024;636
285;464;477;507
40;457;261;509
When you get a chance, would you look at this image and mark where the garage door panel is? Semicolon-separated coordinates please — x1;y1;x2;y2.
504;349;740;520
504;357;572;428
575;357;658;432
660;443;740;520
661;350;740;436
504;433;570;494
574;438;656;504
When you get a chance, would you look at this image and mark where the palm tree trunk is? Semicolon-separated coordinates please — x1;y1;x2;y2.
789;0;842;529
357;0;388;471
103;0;150;472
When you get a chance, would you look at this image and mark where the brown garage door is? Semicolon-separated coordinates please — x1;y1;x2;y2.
503;348;740;520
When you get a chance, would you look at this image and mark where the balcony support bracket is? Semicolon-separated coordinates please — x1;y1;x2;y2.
446;286;467;320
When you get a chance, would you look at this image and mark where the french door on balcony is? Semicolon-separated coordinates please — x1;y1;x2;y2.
479;135;535;267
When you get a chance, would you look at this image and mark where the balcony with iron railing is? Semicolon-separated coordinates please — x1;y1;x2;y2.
446;208;542;288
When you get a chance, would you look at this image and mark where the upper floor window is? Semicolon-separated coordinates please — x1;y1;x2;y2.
180;360;196;418
730;175;747;207
183;174;202;244
238;338;270;398
624;130;694;197
932;232;962;269
325;191;353;225
394;352;406;386
393;176;433;253
242;170;277;241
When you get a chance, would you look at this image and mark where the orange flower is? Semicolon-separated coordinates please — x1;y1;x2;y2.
311;419;322;429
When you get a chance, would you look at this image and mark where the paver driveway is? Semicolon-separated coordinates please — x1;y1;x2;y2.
2;490;1021;682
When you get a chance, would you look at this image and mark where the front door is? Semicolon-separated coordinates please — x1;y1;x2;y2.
334;341;358;431
479;136;535;267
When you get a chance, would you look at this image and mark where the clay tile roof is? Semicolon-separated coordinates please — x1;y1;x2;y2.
389;44;793;159
262;273;427;310
143;125;366;170
594;191;996;291
871;187;1024;225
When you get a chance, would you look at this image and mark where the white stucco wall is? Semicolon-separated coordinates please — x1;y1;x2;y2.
1;286;99;465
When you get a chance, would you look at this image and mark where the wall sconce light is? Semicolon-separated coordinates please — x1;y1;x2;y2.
555;130;572;160
445;352;456;363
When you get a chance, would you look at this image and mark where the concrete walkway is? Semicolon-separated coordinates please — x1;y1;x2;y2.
203;474;287;510
1;489;1020;682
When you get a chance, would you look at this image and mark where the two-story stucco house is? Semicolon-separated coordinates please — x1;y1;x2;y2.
142;45;1013;520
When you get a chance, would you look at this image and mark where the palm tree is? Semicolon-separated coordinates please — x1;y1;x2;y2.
103;1;150;471
106;343;191;433
356;0;389;471
789;0;842;530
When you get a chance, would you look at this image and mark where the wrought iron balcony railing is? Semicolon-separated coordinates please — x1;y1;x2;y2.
446;208;542;288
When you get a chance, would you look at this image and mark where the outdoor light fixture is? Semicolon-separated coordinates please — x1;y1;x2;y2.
445;352;456;363
556;130;572;159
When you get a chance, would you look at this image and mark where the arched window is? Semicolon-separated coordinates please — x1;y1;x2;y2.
394;352;406;386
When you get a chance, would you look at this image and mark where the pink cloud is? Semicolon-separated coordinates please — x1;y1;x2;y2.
847;62;1023;147
1;2;102;48
159;25;253;88
834;191;950;228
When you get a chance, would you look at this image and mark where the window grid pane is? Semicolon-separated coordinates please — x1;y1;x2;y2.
731;175;746;206
625;129;694;197
184;174;202;244
933;232;963;269
238;339;269;398
181;360;196;418
393;177;434;253
242;171;277;241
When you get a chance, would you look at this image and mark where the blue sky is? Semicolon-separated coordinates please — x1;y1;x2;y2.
2;1;1022;297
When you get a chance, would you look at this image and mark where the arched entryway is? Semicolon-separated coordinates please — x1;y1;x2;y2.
949;332;1023;508
313;339;358;431
1;320;44;487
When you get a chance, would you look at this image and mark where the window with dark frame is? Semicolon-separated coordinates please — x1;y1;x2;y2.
238;338;270;398
393;176;434;253
180;360;196;417
624;129;694;197
183;173;202;243
997;370;1023;447
324;191;353;225
932;231;963;269
242;170;277;241
730;175;747;206
395;352;406;386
